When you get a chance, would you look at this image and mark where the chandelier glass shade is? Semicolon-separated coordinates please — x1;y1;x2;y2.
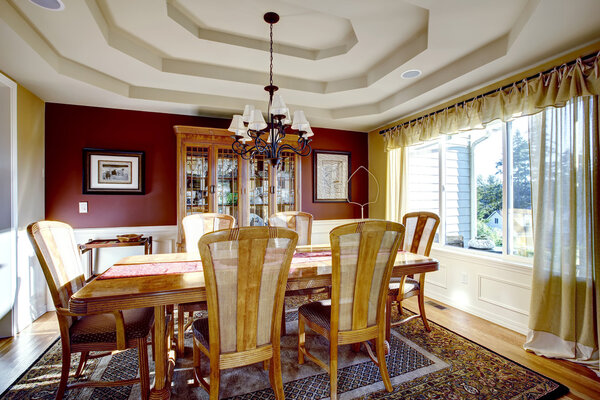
228;12;313;167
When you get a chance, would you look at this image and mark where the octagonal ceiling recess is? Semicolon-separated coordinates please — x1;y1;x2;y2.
167;0;359;60
1;0;600;131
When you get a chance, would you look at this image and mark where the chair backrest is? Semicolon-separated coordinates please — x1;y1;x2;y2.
329;220;404;332
27;221;85;326
198;226;298;354
268;211;313;245
402;211;440;256
183;213;236;254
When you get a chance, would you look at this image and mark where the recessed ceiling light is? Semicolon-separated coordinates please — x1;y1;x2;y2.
401;69;422;79
29;0;64;11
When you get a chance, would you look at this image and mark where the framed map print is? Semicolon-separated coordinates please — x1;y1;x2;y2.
313;150;351;202
83;148;145;194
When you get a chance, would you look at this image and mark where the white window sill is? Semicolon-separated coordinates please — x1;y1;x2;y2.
430;243;533;272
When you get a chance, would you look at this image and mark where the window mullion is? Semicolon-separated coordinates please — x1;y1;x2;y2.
439;136;446;244
502;122;510;256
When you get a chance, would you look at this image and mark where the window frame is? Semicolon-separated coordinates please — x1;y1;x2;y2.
405;121;533;265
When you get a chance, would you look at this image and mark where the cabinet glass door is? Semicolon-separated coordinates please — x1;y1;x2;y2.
248;155;269;226
185;146;210;215
276;151;296;212
216;148;239;222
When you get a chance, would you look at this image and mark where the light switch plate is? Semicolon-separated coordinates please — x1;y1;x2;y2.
79;201;88;213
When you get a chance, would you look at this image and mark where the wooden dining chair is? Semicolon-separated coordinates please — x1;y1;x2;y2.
268;211;313;246
27;221;154;400
387;211;440;335
269;211;316;335
178;213;236;355
298;220;404;400
192;226;298;400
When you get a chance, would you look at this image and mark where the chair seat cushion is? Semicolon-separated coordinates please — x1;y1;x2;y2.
192;317;210;349
298;300;331;331
388;277;420;296
70;307;154;344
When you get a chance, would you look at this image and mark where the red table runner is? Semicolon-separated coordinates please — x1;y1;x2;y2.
96;249;405;280
97;261;201;280
291;250;332;265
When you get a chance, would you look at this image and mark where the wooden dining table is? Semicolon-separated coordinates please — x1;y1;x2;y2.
69;244;438;400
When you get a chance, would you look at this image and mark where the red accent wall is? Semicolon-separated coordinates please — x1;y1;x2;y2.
300;128;369;220
45;103;368;228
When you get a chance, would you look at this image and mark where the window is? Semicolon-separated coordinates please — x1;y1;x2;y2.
406;118;533;257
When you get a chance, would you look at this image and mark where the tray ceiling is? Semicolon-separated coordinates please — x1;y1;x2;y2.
1;0;599;131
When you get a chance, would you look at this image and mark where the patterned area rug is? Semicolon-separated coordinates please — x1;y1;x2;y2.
1;307;568;400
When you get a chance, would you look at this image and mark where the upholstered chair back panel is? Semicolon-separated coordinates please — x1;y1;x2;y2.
200;227;297;353
183;213;235;254
269;211;313;246
331;221;404;331
402;212;440;257
28;221;86;326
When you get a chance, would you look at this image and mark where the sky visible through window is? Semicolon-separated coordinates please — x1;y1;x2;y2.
473;121;502;179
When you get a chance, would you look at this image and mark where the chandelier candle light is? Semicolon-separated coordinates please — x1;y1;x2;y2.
228;12;314;167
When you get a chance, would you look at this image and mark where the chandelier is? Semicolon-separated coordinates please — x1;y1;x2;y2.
228;12;313;167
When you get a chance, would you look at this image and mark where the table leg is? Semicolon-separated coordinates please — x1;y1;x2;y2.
88;250;93;278
149;305;175;400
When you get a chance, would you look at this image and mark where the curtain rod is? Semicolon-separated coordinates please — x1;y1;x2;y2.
378;51;599;135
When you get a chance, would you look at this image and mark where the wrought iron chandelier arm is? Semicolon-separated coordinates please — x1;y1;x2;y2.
232;139;257;160
276;139;312;157
252;131;270;152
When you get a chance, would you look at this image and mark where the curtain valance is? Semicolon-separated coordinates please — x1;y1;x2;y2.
383;53;600;150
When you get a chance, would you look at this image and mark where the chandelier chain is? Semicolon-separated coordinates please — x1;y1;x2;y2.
269;22;274;88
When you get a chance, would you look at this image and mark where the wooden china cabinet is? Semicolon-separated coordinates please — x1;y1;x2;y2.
174;126;301;251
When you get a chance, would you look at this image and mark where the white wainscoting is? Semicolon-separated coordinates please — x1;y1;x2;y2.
426;246;533;334
310;219;363;245
73;225;178;276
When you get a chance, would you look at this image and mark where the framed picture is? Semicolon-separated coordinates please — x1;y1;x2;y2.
313;150;351;202
83;149;145;194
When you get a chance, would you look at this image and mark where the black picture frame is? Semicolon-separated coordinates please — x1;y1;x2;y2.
313;150;351;203
83;148;145;195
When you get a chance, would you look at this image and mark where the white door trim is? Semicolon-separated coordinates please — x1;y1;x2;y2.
0;71;18;337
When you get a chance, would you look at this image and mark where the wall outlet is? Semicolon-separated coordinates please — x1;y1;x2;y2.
79;201;88;214
460;272;468;285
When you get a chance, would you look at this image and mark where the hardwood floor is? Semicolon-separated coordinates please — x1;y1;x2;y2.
1;301;599;399
401;297;600;400
0;312;59;395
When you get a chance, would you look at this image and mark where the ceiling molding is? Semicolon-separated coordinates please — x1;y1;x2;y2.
0;0;540;122
86;0;429;94
166;0;359;61
332;0;540;118
1;0;598;132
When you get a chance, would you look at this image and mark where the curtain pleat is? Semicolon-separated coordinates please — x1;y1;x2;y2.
383;54;600;150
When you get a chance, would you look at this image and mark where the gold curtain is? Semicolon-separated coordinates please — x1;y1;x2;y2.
383;54;600;150
523;96;600;373
385;148;407;222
